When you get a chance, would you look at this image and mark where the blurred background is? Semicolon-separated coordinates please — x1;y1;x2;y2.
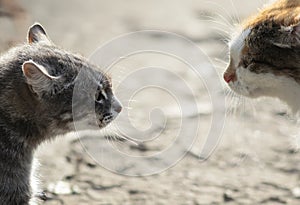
1;0;300;204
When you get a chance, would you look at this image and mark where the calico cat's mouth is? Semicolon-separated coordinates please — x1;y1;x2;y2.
228;77;266;99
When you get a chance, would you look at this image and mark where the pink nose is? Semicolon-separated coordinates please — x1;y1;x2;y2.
223;72;236;83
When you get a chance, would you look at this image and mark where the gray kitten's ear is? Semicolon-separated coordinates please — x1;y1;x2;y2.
22;60;58;95
27;23;52;45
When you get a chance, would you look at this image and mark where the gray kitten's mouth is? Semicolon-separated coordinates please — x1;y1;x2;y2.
96;113;115;128
102;114;114;124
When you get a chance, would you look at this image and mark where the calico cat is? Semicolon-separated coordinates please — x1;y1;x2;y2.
223;0;300;113
0;23;122;204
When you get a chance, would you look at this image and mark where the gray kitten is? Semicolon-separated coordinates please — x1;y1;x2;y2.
0;23;122;204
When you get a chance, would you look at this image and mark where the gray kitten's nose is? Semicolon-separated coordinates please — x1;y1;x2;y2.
112;97;122;113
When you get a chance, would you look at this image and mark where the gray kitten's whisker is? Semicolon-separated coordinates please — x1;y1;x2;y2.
123;106;133;110
122;99;138;103
105;128;139;146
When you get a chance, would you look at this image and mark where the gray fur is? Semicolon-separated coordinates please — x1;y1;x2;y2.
0;23;122;204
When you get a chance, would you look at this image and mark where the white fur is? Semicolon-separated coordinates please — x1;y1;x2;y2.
229;28;251;66
29;158;41;205
230;67;300;113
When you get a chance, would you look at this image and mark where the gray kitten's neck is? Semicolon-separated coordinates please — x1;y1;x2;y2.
0;117;35;204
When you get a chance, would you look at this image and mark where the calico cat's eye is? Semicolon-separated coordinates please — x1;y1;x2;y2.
238;57;254;68
238;59;248;68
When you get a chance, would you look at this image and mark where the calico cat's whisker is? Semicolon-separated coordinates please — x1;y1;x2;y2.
200;19;230;34
246;98;257;117
240;96;245;111
238;96;246;115
225;88;233;97
198;11;232;29
220;38;231;45
210;26;231;37
199;22;231;41
202;1;236;27
229;0;241;25
225;90;236;116
215;12;236;31
200;17;231;30
214;58;228;66
229;94;239;116
212;64;226;71
232;98;239;116
233;94;242;116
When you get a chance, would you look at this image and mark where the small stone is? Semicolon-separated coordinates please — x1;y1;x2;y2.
223;190;234;202
292;187;300;198
128;189;140;195
47;181;81;195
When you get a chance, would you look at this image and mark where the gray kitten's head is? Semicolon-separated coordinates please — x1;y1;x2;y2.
0;23;122;142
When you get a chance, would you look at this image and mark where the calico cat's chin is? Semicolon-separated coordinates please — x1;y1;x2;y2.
227;82;263;99
225;66;269;98
227;67;300;114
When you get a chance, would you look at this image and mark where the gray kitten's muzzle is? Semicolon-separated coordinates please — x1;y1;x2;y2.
112;96;122;113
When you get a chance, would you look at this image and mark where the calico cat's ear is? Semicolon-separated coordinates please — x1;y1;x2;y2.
273;23;300;48
27;23;52;45
22;60;58;95
291;23;300;36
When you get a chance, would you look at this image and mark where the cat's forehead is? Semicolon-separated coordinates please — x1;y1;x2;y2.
90;70;111;88
229;29;251;61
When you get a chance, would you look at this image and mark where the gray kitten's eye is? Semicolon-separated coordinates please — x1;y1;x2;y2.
95;92;103;103
95;86;108;103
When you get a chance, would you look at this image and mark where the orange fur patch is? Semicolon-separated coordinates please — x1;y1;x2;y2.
243;0;300;28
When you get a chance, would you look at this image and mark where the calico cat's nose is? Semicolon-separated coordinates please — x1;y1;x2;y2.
223;72;236;83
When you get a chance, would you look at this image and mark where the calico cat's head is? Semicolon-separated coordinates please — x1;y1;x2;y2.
2;23;122;139
223;0;300;112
